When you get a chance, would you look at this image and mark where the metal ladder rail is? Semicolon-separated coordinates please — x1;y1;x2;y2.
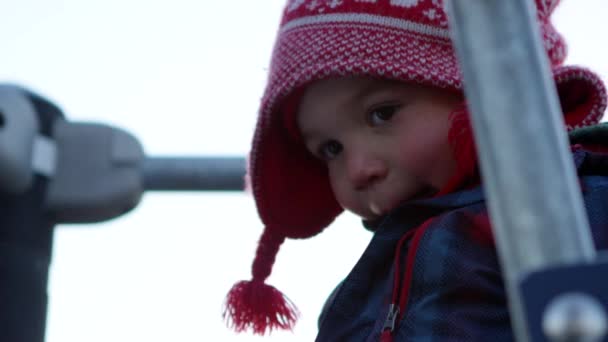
447;1;607;341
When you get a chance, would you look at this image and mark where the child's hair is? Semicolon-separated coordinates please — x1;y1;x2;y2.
224;0;605;335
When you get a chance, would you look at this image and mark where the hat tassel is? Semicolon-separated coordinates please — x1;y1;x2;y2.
223;227;299;334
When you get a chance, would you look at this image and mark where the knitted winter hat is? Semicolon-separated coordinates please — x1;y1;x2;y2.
224;0;607;334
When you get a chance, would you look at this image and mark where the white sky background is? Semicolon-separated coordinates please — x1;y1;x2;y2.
0;1;607;341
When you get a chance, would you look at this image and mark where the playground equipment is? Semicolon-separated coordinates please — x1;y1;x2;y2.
0;85;245;342
1;0;607;341
447;0;608;341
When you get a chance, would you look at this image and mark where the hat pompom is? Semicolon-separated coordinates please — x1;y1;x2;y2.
223;280;299;334
224;227;299;334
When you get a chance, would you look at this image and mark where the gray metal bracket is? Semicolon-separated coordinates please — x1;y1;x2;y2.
44;121;145;223
0;84;246;224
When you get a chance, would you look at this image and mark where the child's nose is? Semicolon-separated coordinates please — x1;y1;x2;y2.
346;153;387;191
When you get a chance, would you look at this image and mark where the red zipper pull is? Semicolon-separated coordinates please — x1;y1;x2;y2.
380;304;399;342
380;330;394;342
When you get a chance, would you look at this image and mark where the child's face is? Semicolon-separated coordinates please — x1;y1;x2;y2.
297;77;461;220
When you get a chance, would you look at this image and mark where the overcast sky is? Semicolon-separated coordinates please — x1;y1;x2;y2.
1;1;607;341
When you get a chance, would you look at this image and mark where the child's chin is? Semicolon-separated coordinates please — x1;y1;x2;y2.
383;187;438;212
409;186;438;200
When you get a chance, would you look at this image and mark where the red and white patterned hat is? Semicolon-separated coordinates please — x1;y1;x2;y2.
224;0;607;335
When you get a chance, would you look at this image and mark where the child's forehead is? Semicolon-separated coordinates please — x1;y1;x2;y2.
296;77;447;126
303;77;410;100
288;76;461;141
297;77;398;122
299;76;446;105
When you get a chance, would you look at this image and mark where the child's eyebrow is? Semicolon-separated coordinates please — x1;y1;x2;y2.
350;81;397;106
299;127;319;148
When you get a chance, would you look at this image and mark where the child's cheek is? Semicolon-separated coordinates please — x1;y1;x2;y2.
397;136;431;171
328;168;374;218
397;129;450;183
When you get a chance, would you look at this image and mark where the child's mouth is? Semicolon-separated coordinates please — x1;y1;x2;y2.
370;202;385;217
369;186;438;216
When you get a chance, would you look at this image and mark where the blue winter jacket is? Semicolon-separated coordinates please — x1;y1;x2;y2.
316;128;608;341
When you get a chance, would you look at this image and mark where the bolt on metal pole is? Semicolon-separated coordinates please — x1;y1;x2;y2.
445;1;596;341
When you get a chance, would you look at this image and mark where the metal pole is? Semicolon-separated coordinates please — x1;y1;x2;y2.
445;1;596;341
143;157;246;191
0;88;62;342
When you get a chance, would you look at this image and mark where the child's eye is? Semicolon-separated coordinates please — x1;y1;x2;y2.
319;140;343;161
367;105;398;126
